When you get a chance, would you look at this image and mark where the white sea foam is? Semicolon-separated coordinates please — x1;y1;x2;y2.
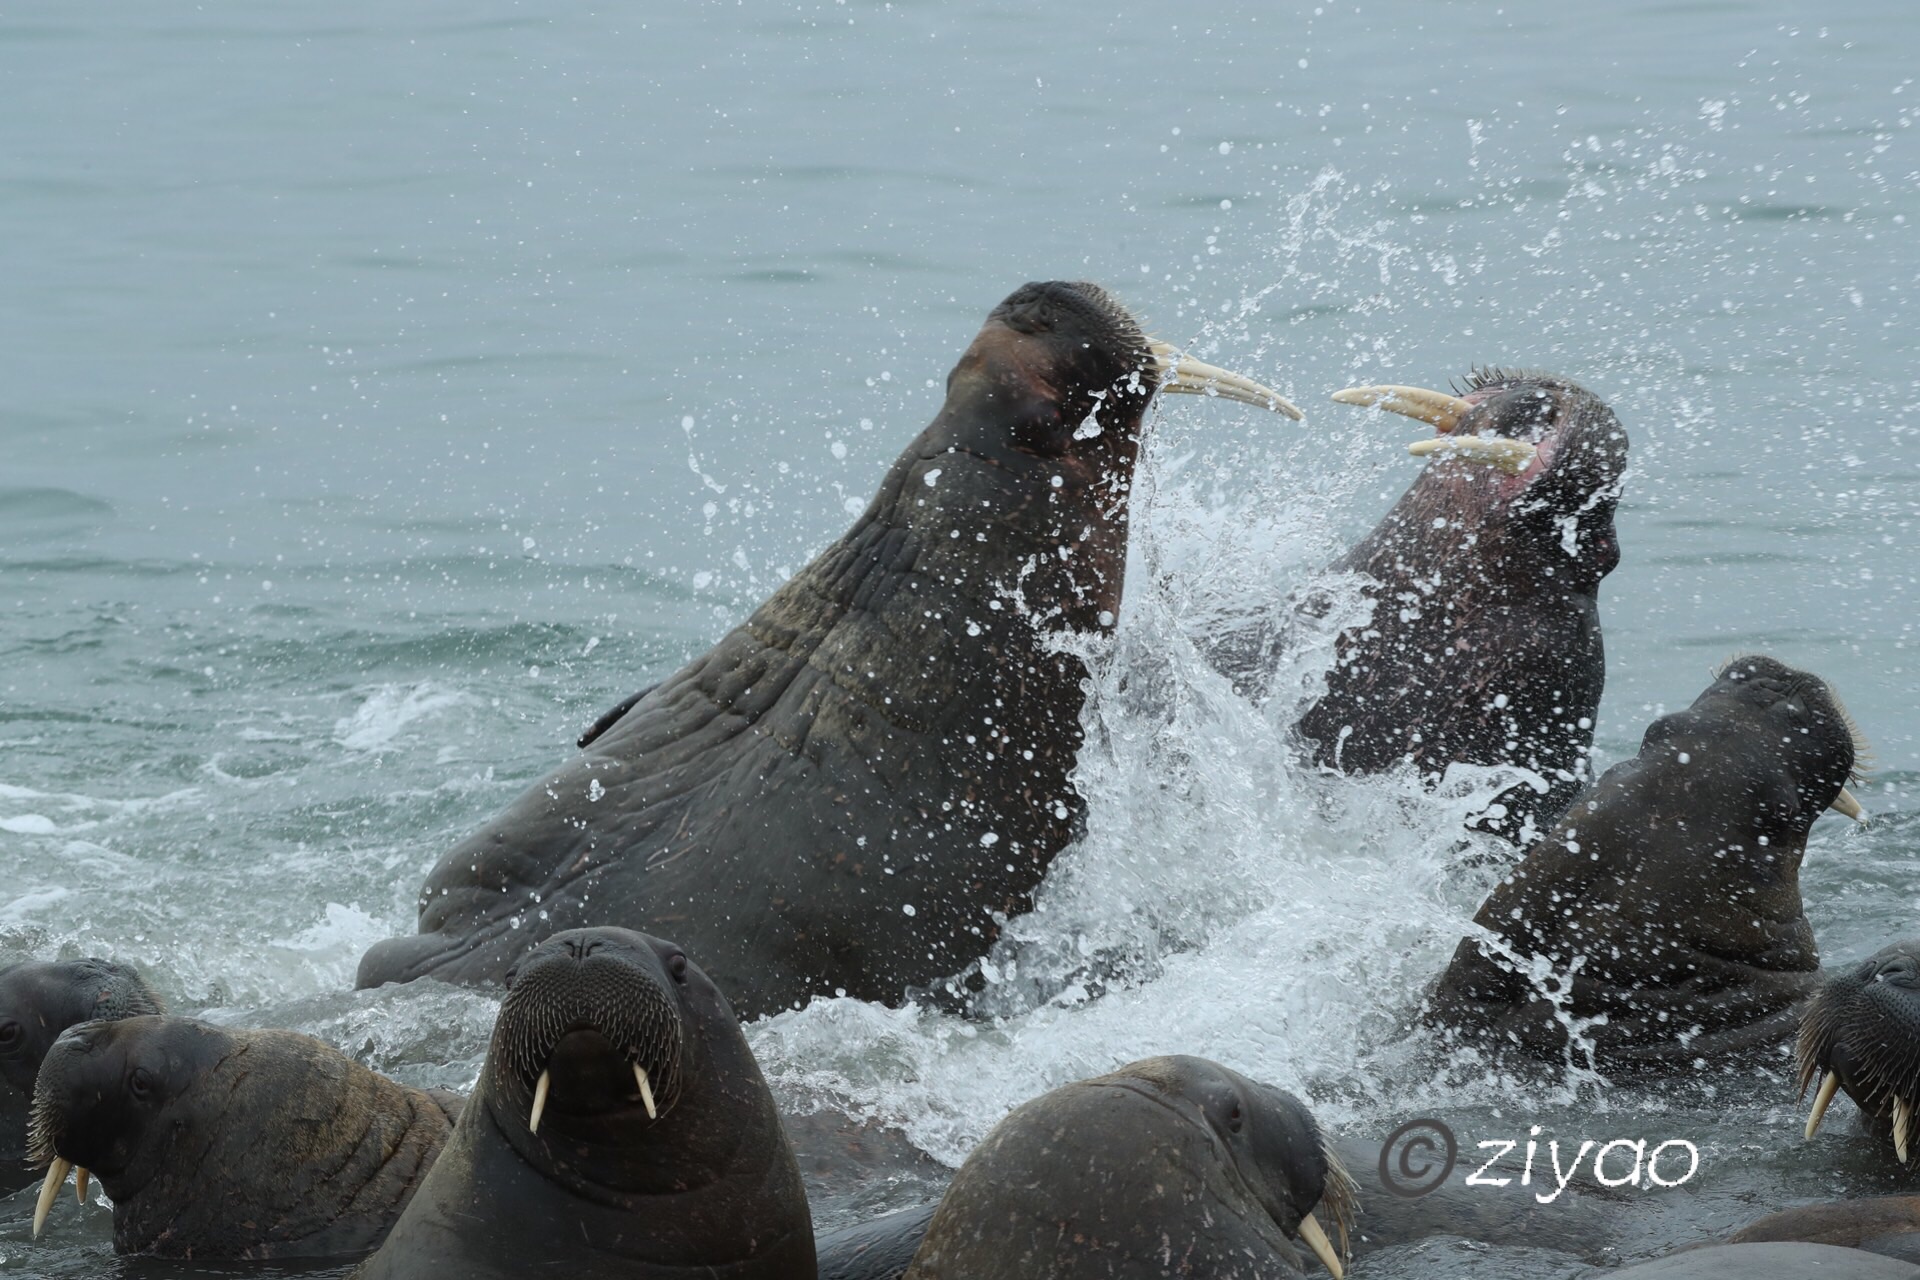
334;682;473;753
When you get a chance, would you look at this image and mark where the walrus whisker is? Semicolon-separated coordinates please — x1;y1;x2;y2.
1407;434;1538;476
1298;1211;1345;1279
634;1064;657;1120
1330;383;1472;433
33;1157;73;1239
1148;341;1302;418
1805;1071;1841;1140
528;1068;551;1135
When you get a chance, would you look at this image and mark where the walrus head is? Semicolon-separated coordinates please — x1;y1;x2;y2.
1332;369;1627;585
0;958;161;1196
891;280;1298;634
28;1016;455;1257
908;1055;1356;1279
1090;1057;1359;1278
1799;940;1920;1160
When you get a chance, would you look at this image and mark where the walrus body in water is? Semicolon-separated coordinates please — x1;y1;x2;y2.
355;282;1297;1015
1293;372;1629;843
354;927;813;1280
901;1056;1355;1280
1426;655;1868;1073
27;1016;459;1258
0;957;161;1196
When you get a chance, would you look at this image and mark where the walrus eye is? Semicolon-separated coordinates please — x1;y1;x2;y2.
128;1065;154;1101
0;1020;18;1052
668;953;689;984
1227;1104;1244;1134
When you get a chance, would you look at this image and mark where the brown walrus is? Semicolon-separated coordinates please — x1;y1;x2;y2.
1293;372;1629;843
28;1015;459;1258
354;281;1298;1016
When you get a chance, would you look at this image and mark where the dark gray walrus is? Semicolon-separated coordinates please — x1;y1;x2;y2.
1799;940;1920;1161
1599;1242;1920;1278
0;957;161;1196
1296;372;1629;844
354;927;814;1279
354;281;1298;1016
901;1055;1356;1279
1426;655;1867;1074
27;1015;459;1258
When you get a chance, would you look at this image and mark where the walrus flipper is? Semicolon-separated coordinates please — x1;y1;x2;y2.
576;682;658;748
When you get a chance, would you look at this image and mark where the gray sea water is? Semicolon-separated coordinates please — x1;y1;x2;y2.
4;1;1919;1276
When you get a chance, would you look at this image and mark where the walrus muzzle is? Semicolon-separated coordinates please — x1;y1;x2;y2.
1799;940;1920;1160
497;935;687;1136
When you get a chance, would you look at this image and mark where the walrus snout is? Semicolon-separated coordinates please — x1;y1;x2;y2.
496;927;689;1135
1798;939;1920;1160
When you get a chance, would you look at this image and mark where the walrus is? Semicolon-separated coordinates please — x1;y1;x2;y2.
0;957;161;1196
1603;1242;1920;1278
27;1015;459;1258
901;1055;1355;1279
1730;1197;1920;1265
1799;940;1920;1161
354;281;1298;1015
354;926;814;1279
1288;371;1629;843
1425;654;1867;1074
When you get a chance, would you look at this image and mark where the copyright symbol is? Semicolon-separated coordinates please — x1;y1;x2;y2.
1378;1117;1457;1199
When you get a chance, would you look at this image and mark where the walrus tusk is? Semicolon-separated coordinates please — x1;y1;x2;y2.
1149;341;1303;419
1897;1097;1913;1164
33;1157;73;1238
1297;1211;1344;1278
1830;787;1867;823
1804;1071;1840;1140
74;1166;89;1206
1407;435;1537;476
635;1064;657;1120
529;1068;552;1135
1331;384;1472;434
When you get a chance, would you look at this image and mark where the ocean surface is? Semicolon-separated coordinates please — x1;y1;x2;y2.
3;1;1918;1275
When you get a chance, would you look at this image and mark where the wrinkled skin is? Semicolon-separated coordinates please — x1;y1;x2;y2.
1294;371;1627;843
355;928;813;1280
30;1016;458;1258
1426;655;1861;1074
1797;940;1920;1158
358;282;1190;1016
0;957;160;1196
902;1055;1356;1280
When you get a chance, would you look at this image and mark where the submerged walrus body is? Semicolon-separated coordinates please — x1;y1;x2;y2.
0;957;161;1196
355;282;1297;1016
1294;372;1629;842
1426;655;1868;1074
28;1016;458;1258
